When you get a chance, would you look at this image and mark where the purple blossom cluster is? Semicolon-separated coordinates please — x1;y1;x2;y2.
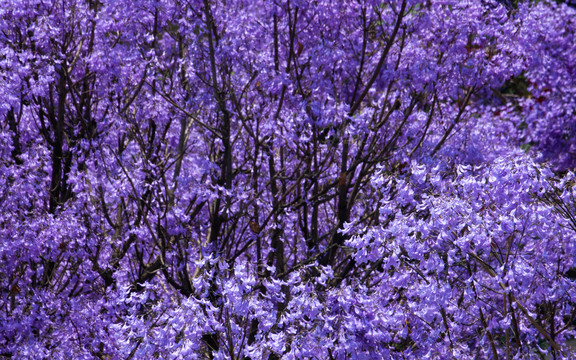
1;0;575;358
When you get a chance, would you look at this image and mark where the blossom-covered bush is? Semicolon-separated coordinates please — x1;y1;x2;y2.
1;0;575;359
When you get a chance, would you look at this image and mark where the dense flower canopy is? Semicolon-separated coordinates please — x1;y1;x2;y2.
1;0;575;358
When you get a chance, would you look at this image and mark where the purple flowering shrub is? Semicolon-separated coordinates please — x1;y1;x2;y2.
348;153;576;359
491;2;576;171
1;0;575;358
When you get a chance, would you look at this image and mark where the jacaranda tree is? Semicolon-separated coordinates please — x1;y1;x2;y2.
1;0;575;358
